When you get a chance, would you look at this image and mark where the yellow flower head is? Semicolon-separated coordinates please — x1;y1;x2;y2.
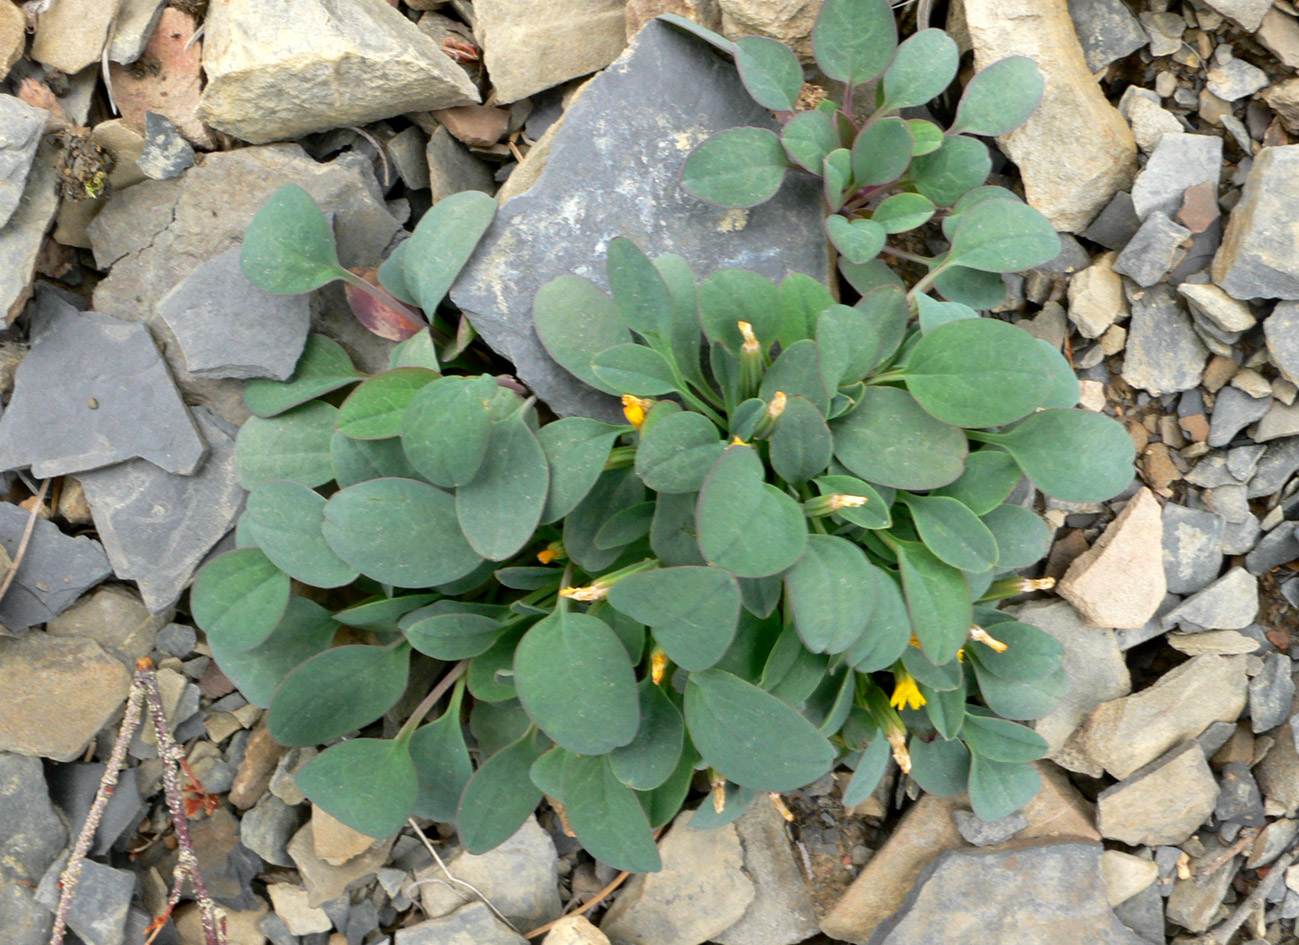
622;394;653;429
889;669;926;711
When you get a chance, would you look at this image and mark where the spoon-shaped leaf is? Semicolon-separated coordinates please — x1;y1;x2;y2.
240;184;346;294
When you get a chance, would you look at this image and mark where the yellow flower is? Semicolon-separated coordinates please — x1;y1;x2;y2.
622;394;653;429
889;669;926;711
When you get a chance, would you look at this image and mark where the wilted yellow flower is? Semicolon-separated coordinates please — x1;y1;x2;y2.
622;394;653;429
969;625;1008;653
889;669;926;711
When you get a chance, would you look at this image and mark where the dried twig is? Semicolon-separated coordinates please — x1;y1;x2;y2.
406;818;520;934
0;478;49;606
1202;836;1299;945
50;659;226;945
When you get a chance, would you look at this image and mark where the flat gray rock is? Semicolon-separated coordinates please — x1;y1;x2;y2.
426;125;495;203
1161;504;1224;595
1095;741;1221;846
240;794;304;868
952;809;1028;847
1162;565;1258;631
451;20;830;419
867;840;1146;945
1213;145;1299;300
1066;0;1148;72
35;854;134;945
0;303;206;478
1245;523;1299;574
1206;57;1269;102
1208;386;1271;447
1249;652;1296;734
1266;300;1299;385
1131;133;1223;222
80;407;243;614
0;139;60;322
1247;436;1299;497
1081;190;1141;251
0;753;67;884
47;763;144;857
0;502;112;631
0;883;55;945
1120;284;1208;395
0;95;46;230
714;799;819;945
1112;210;1191;287
137;111;195;180
1113;883;1163;945
394;903;526;945
158;246;310;380
1252;399;1299;442
107;0;168;65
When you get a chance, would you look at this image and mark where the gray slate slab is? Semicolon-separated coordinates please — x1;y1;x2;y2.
80;407;244;613
0;753;67;884
1249;653;1295;733
866;840;1147;945
137;112;195;180
0;303;207;477
1208;386;1271;447
1213;145;1299;300
1081;190;1141;251
0;502;112;630
0;95;46;231
1131;134;1223;222
1247;436;1299;497
450;20;830;419
35;854;134;945
1066;0;1148;72
1266;301;1299;385
1120;284;1208;395
1162;504;1225;595
0;139;60;321
1112;211;1191;287
48;763;145;856
158;246;310;380
1244;523;1299;574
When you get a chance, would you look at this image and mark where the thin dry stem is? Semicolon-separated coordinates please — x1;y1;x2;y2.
0;478;49;606
406;818;520;933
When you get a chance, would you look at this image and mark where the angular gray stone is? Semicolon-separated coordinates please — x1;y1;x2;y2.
0;139;60;322
158;246;310;380
1120;284;1208;395
0;304;206;478
1112;211;1191;287
451;21;829;419
1164;835;1240;933
1248;437;1299;497
1226;443;1265;480
47;763;143;857
713;799;819;945
1214;146;1299;300
80;407;244;613
242;795;303;868
1245;523;1299;574
0;882;54;945
1208;387;1271;447
1162;566;1258;631
1066;0;1147;73
156;622;197;657
1202;0;1273;31
426;125;495;203
137;111;195;180
0;753;67;885
1081;190;1141;251
1178;281;1257;332
198;0;479;143
35;854;134;945
0;95;46;231
867;840;1146;945
1266;301;1299;386
1161;504;1225;595
387;126;430;191
1253;399;1299;442
395;902;526;945
1095;741;1220;846
0;502;112;631
107;0;168;64
1113;883;1163;945
1131;134;1223;222
1250;653;1296;733
1206;57;1269;102
952;809;1029;847
1216;760;1265;826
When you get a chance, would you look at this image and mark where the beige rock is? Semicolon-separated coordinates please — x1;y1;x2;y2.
45;584;170;664
961;0;1137;232
1264;78;1299;136
1058;488;1166;629
266;884;331;936
1256;716;1299;814
544;916;610;945
229;720;285;809
174;895;268;945
199;0;479;142
1101;850;1158;907
714;797;819;945
109;8;212;148
0;634;130;761
600;809;755;945
288;820;394;908
1096;741;1220;845
1018;761;1101;842
718;0;822;61
312;806;387;862
1167;630;1259;655
1069;654;1249;780
477;0;627;103
55;475;93;524
627;0;722;40
0;0;23;78
1178;281;1257;332
1259;9;1299;70
1099;324;1126;355
1124;95;1183;153
1067;251;1127;338
31;0;122;73
819;794;966;943
1212;145;1299;301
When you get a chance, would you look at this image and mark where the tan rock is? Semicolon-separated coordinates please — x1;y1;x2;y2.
31;0;122;73
1259;9;1299;70
288;820;394;908
0;634;130;761
56;475;93;524
1058;488;1166;629
1018;761;1101;842
432;104;510;148
266;884;331;936
1101;850;1159;907
109;8;213;148
1067;251;1127;338
718;0;822;61
544;916;610;945
0;0;24;79
477;0;628;103
174;895;268;945
229;720;285;809
627;0;722;40
312;805;387;862
1167;629;1259;656
819;794;966;943
44;584;170;664
1264;78;1299;136
1096;741;1220;846
1256;714;1299;815
1068;654;1249;780
961;0;1138;232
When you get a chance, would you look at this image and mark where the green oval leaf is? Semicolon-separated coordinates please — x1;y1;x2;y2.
240;184;344;294
457;730;543;854
784;534;876;654
563;754;662;873
961;712;1049;763
514;610;640;755
909;135;991;206
682;127;788;209
699;269;781;353
900;494;999;573
684;669;836;792
400;374;497;488
782;110;839;175
610;678;685;791
191;548;291;651
980;504;1050;570
976;409;1135;503
812;0;897;86
844;569;911;672
826;216;886;265
970;656;1069;720
376;240;415;305
537;417;624;523
322;478;483;587
268;643;411;746
333;594;439;629
409;678;473;821
969;621;1063;680
933;449;1021;515
591;344;679;396
697;445;808;578
734;35;803;112
235;400;337;490
908;119;944;156
403;189;497;313
534;275;630;395
208;595;337;707
895;540;972;665
851;117;912;188
244;480;359;588
967;754;1041;822
244;335;362;418
404;605;503;660
910;736;971;796
813;475;892;529
635;410;725;495
950;56;1045;137
606;237;672;337
932;264;1007;309
947;199;1061;273
456;415;549;561
337;368;439;440
882;28;959;109
297;739;418;839
872;192;935;234
830;386;968;490
769;395;833;485
842;737;891;806
606;565;741;671
331;431;422;487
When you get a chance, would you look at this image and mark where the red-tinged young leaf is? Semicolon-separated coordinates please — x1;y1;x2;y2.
344;272;427;342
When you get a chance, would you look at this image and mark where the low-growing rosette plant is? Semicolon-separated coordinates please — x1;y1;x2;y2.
189;0;1137;874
